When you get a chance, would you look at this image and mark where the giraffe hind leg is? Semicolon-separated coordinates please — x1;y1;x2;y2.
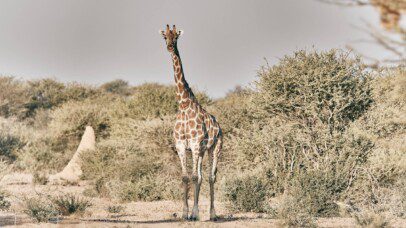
190;146;204;221
209;136;222;221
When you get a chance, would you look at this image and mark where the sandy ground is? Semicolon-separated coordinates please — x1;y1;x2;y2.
1;173;405;228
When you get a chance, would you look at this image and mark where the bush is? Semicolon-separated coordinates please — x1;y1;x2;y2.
0;160;11;211
0;190;11;211
208;87;253;136
285;170;341;217
23;196;58;223
1;49;404;225
0;78;99;120
255;50;372;132
100;79;131;96
277;170;345;227
107;205;124;214
81;117;181;201
33;172;49;185
221;50;375;220
51;194;92;216
124;83;211;120
107;177;167;202
0;117;33;162
48;97;113;140
278;195;317;228
353;210;390;228
0;77;28;119
23;79;66;118
344;68;406;217
24;79;100;119
222;172;268;212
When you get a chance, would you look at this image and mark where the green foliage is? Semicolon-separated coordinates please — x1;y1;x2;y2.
23;196;58;223
222;50;375;221
353;210;390;228
16;96;115;171
0;78;99;120
33;172;49;185
0;188;10;211
222;172;268;212
0;117;33;162
80;117;181;201
344;68;406;218
23;194;91;222
0;77;28;119
124;83;211;120
0;134;22;162
107;205;124;214
126;83;178;119
285;170;340;217
0;49;404;224
209;87;253;135
278;194;317;228
51;194;92;216
0;160;11;211
256;50;372;132
48;97;112;139
23;79;66;117
100;79;131;96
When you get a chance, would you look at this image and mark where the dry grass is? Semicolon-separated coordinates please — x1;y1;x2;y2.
0;49;404;224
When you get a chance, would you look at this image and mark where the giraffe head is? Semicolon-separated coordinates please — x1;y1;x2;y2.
159;24;183;52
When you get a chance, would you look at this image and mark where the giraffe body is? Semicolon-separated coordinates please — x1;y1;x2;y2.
174;97;221;152
160;24;222;221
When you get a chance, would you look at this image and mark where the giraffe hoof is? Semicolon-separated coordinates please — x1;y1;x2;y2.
210;216;218;221
210;209;217;221
190;208;199;221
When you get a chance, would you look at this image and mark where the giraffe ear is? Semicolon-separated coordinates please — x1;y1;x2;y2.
159;30;165;36
177;30;184;36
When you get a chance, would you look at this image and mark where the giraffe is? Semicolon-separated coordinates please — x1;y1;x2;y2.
159;24;223;221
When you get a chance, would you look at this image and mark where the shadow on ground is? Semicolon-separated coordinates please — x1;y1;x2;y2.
80;215;257;225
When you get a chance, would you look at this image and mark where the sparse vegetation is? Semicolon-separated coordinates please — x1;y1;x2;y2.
353;210;391;228
32;172;48;185
22;194;92;222
0;49;404;225
106;205;125;214
23;196;58;222
0;160;11;211
222;173;268;212
51;194;92;216
0;191;11;211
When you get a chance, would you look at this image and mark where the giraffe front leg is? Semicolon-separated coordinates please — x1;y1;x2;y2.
176;143;189;220
190;147;203;221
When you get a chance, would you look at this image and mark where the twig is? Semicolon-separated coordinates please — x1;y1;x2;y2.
317;0;370;7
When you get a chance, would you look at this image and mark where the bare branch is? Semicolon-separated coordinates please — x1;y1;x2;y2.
317;0;370;7
345;45;380;69
317;0;405;68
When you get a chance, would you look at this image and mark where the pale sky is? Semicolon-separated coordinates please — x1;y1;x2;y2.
0;0;387;97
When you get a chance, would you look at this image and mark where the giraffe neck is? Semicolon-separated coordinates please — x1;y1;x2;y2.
171;49;196;107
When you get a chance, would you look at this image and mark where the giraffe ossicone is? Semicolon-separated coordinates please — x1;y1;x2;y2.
160;24;223;221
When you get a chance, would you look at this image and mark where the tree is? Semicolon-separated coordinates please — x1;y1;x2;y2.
319;0;406;68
